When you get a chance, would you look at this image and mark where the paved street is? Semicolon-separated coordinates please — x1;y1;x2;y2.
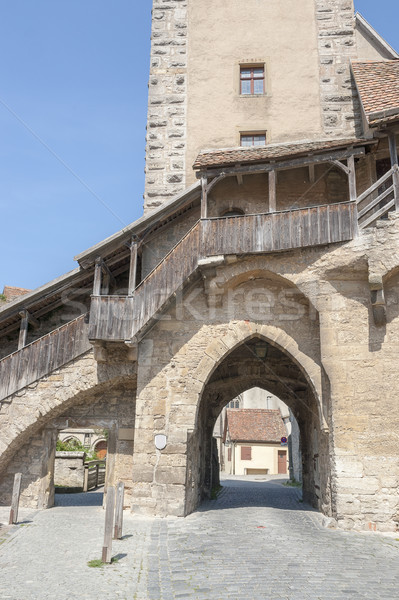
0;476;398;600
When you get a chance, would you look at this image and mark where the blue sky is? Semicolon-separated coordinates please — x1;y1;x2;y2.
0;1;398;291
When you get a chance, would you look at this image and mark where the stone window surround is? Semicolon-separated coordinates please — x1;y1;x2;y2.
235;58;271;98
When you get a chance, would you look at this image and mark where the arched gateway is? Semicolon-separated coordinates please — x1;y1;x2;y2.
1;1;399;532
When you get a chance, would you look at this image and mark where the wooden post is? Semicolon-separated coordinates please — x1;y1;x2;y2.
388;131;399;211
128;242;138;296
83;465;89;492
8;473;22;525
268;170;277;212
114;482;125;539
95;463;100;488
308;164;315;184
201;176;208;219
347;154;357;202
18;310;29;350
102;486;115;563
93;258;102;296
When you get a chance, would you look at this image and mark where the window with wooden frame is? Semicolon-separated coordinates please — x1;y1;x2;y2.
240;65;265;95
241;446;252;460
240;133;266;147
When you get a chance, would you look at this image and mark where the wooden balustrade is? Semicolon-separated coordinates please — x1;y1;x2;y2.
201;202;355;256
356;167;397;229
88;296;134;341
0;314;90;401
0;202;358;393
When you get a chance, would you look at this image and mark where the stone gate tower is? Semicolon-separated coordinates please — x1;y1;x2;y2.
1;0;399;532
144;0;367;210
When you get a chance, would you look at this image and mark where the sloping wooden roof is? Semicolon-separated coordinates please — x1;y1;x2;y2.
351;60;399;126
226;409;287;443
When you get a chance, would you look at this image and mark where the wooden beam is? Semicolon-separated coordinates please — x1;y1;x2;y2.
114;481;124;539
308;164;315;183
201;176;208;219
128;241;138;296
388;130;398;166
18;310;29;350
268;170;277;212
387;131;399;211
199;147;366;179
93;258;102;296
102;486;115;563
236;173;243;185
8;473;22;525
347;155;357;202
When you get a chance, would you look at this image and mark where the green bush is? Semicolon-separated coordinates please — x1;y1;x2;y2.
56;439;98;462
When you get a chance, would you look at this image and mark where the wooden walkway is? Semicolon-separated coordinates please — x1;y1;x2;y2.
0;202;355;400
0;315;90;401
89;202;355;341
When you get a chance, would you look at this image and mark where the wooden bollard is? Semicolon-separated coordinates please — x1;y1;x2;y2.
102;486;116;563
114;482;124;540
9;473;22;525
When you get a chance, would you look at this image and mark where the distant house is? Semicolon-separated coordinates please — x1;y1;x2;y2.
223;409;288;476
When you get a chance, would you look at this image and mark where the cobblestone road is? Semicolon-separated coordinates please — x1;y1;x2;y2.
0;476;398;599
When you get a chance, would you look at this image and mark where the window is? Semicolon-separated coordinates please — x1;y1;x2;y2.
228;398;241;408
228;447;232;462
241;446;252;460
240;133;266;147
240;66;264;95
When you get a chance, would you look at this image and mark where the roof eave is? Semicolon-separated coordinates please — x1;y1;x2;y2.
74;181;202;268
355;13;399;59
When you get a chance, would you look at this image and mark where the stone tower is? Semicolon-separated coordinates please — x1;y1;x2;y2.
144;0;362;212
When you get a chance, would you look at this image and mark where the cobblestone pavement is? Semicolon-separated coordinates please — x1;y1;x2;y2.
0;476;399;600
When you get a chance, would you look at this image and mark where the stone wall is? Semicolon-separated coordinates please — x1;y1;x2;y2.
315;0;362;138
0;347;136;509
131;215;399;531
144;0;188;212
54;452;86;489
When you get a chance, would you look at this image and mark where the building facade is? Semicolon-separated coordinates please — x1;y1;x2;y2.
0;1;399;533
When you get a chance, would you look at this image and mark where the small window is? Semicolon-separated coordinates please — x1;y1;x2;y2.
240;133;266;147
240;66;264;95
228;447;232;462
241;446;252;460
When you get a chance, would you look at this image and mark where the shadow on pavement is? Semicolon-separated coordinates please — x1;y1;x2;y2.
53;487;104;508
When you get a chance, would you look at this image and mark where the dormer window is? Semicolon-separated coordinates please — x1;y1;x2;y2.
240;65;265;95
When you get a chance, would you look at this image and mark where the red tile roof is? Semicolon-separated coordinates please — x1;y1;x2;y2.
351;60;399;126
2;286;31;302
226;409;287;443
193;137;373;170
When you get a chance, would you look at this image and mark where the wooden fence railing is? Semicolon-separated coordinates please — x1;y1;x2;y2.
357;166;399;229
88;202;356;343
88;296;134;342
0;314;91;401
83;460;106;492
201;202;355;256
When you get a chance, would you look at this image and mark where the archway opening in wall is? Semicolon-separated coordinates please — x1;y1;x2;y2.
186;336;330;517
214;387;302;483
54;426;108;506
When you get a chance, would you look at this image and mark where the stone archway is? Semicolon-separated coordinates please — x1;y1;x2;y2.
185;331;332;517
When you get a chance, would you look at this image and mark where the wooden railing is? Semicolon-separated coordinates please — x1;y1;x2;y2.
88;296;134;341
89;202;356;343
202;202;355;256
132;222;200;336
83;460;106;492
0;314;90;401
357;166;399;229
